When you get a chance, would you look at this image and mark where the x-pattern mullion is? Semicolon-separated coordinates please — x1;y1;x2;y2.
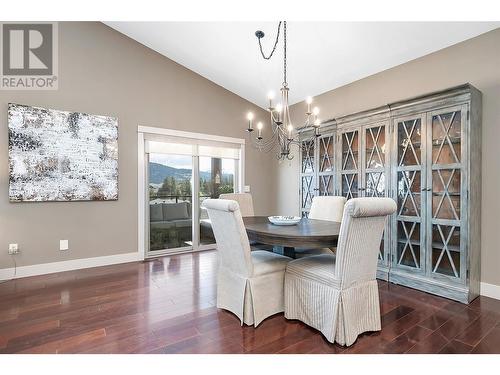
342;132;358;171
433;225;459;277
343;173;356;200
320;137;332;172
399;120;420;167
434;112;460;164
434;169;459;220
398;171;420;217
320;175;332;195
367;172;383;197
302;141;314;173
398;221;419;268
302;176;313;207
367;126;384;168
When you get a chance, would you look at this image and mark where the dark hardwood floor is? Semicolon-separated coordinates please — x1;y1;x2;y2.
1;250;499;354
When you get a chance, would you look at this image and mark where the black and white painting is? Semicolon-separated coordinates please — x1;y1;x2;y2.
8;103;118;202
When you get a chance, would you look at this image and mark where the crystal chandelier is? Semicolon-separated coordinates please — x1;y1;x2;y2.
245;21;322;160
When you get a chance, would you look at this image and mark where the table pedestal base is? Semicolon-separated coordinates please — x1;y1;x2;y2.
273;246;295;258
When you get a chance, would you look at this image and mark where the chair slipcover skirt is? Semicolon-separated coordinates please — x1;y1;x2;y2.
217;264;286;327
285;274;380;345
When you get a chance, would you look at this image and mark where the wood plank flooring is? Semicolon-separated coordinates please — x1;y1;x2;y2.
1;250;499;354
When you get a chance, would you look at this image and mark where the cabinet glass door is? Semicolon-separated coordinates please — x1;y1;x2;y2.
340;129;360;199
318;135;335;196
427;106;466;282
393;115;426;273
364;123;389;264
365;124;387;197
300;139;316;217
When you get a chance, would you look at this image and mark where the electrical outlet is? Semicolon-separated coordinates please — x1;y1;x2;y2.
244;185;251;193
8;243;19;255
59;240;69;251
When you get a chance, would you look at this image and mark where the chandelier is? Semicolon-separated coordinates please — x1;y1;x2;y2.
245;21;322;160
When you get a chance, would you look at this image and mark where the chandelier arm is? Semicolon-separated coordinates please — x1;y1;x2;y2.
250;129;279;150
270;111;280;126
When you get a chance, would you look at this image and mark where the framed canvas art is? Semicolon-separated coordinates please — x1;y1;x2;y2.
8;103;118;202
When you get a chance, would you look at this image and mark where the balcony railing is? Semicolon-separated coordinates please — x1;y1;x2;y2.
149;194;215;203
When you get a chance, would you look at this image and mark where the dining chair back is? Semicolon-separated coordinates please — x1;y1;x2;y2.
335;198;396;288
309;196;346;222
203;198;253;277
219;193;254;217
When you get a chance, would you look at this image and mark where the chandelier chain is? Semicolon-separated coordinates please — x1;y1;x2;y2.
257;21;282;60
283;21;287;85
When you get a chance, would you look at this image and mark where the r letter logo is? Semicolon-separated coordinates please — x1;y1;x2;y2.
1;22;58;90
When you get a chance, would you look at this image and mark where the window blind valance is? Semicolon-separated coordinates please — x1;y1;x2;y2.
145;137;241;159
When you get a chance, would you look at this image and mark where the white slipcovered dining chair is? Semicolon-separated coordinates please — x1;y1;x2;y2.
202;198;292;327
284;197;396;346
294;196;346;258
219;193;254;217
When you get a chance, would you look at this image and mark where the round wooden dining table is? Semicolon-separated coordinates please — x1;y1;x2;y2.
242;216;340;258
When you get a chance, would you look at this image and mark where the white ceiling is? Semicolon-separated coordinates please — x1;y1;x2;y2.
105;22;499;108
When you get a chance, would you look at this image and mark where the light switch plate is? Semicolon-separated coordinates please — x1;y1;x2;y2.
244;185;251;193
60;240;69;251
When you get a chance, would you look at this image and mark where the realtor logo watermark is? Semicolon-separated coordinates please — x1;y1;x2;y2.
1;22;58;90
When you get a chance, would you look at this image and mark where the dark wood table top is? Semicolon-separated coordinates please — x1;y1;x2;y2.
243;216;340;248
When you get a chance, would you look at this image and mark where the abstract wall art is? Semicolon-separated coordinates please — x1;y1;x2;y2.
8;103;118;202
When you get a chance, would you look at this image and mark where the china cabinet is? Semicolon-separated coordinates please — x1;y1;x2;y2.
299;123;336;218
298;84;481;303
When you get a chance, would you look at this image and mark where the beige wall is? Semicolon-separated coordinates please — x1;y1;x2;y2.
278;28;500;286
0;22;275;269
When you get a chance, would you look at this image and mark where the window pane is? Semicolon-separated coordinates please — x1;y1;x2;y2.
199;157;236;246
148;153;192;251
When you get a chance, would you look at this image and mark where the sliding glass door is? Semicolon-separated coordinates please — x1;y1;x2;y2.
145;138;242;258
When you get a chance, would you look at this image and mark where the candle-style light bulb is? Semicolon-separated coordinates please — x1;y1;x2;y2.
246;112;254;131
257;121;263;139
275;104;283;124
312;107;320;116
287;124;293;140
306;97;313;114
267;91;275;109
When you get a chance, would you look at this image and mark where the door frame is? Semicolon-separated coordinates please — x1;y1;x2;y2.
137;126;245;260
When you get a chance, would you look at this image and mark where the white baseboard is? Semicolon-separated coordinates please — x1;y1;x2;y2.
480;282;500;301
0;252;140;281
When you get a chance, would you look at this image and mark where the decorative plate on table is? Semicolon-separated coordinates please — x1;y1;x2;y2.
268;216;301;226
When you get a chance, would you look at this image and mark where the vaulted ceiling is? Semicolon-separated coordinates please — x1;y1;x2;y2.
106;22;499;108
